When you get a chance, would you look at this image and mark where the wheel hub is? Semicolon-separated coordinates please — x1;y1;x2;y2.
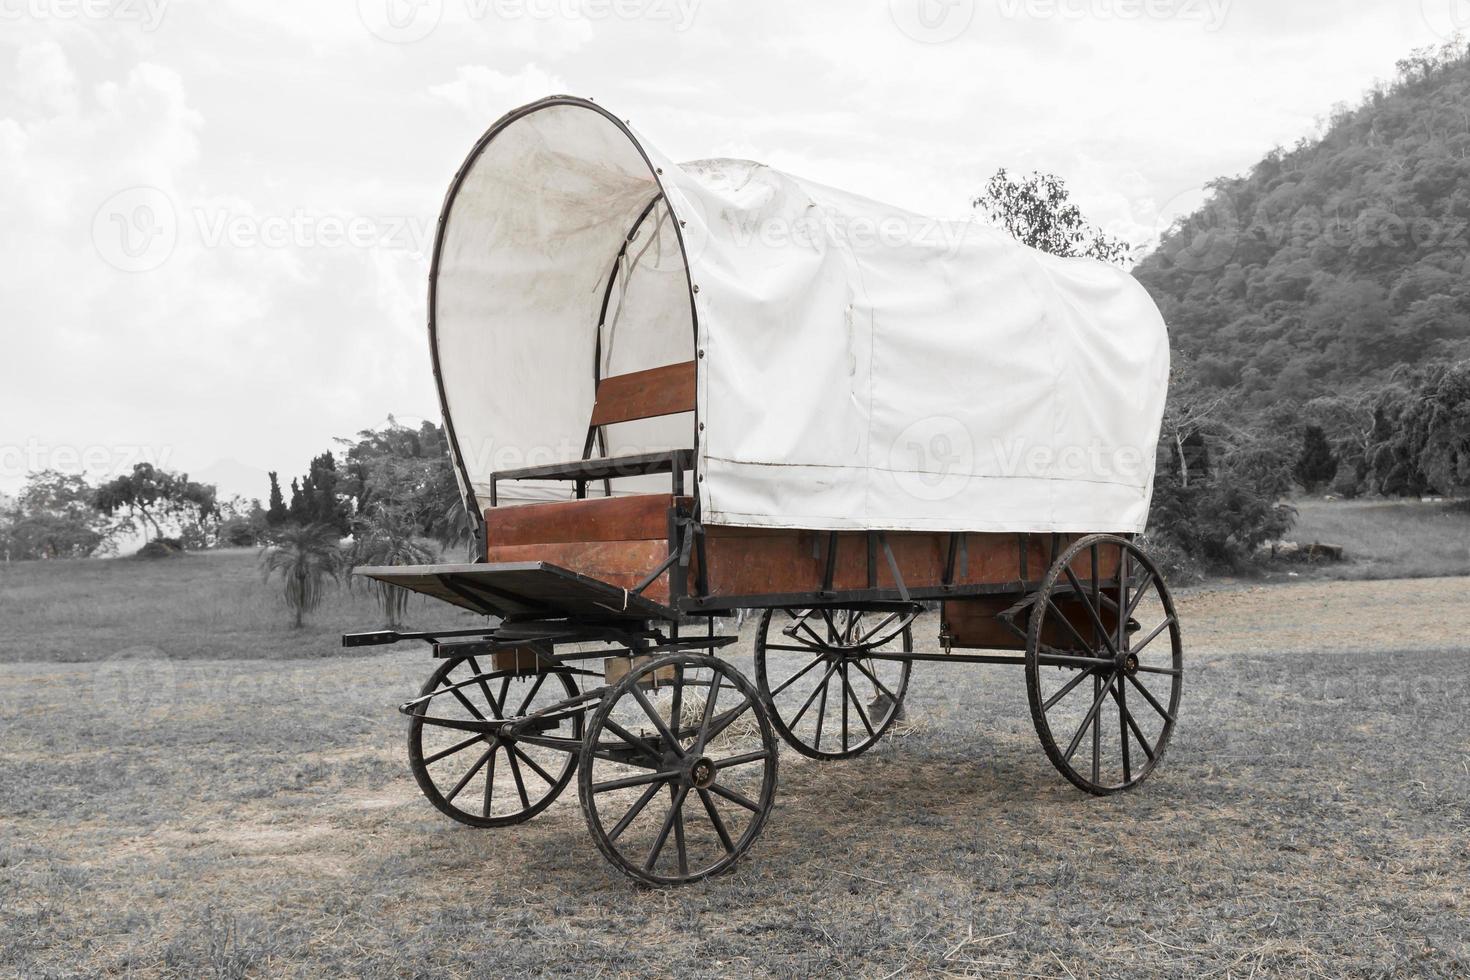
688;756;717;789
1117;651;1139;676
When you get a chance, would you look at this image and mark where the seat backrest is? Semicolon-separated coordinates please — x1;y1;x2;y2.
589;360;696;428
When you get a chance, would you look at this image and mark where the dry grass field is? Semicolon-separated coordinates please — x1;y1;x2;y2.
1282;498;1470;580
0;549;486;664
2;543;1469;977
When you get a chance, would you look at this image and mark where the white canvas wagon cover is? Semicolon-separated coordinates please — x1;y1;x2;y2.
430;97;1169;534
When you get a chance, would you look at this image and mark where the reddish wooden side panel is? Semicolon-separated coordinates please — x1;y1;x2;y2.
483;540;673;603
589;361;697;426
484;495;685;548
699;528;1107;600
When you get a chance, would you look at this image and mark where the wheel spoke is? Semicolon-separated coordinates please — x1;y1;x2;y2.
669;663;684;743
644;784;687;872
603;719;664;763
481;744;498;816
795;619;830;649
712;749;771;770
445;746;492;803
513;672;547;718
840;663;850;751
593;769;681;794
509;744;558;785
1116;676;1132;783
506;746;531;808
789;660;840;728
1063;671;1117;763
1114;684;1156;763
708;782;761;813
1041;665;1098;713
1045;597;1098;655
1131;618;1176;657
698;788;735;854
813;668;830;750
1063;566;1119;658
1125;673;1175;723
1133;663;1182;677
465;657;499;718
672;784;689;877
447;684;488;722
701;696;754;745
767;654;827;698
608;779;664;842
423;733;485;766
849;657;900;706
1091;672;1101;785
495;674;511;715
630;683;683;756
1123;573;1156;624
692;669;724;755
841;666;877;741
855;611;900;647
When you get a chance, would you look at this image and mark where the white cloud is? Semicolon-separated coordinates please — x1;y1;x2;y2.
428;63;570;118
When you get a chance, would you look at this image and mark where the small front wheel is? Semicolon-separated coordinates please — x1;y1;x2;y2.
407;656;581;827
754;607;913;760
578;654;778;887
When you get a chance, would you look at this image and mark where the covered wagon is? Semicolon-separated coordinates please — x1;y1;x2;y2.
346;96;1180;886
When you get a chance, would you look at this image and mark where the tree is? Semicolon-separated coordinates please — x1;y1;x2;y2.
93;463;217;544
1;471;115;560
348;509;439;628
973;168;1131;264
266;472;288;526
1294;425;1339;492
340;418;471;552
259;524;345;628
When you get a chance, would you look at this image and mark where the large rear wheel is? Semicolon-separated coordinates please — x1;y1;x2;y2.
1025;535;1182;795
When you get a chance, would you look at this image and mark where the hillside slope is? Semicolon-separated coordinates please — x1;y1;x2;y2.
1134;41;1470;407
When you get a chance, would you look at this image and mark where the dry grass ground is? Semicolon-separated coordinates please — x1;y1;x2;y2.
1281;498;1470;581
0;550;485;663
2;553;1468;977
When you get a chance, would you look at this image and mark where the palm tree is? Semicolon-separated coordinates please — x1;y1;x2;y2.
348;507;439;628
260;524;345;628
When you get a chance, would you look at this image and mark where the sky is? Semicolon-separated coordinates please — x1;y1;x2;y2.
0;0;1458;503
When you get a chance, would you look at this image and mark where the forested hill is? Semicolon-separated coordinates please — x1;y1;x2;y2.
1134;40;1470;408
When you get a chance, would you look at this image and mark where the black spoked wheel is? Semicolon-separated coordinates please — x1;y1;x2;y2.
579;654;778;887
753;607;913;760
408;656;581;828
1026;535;1182;795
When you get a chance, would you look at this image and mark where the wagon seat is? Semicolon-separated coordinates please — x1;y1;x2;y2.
481;360;696;607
